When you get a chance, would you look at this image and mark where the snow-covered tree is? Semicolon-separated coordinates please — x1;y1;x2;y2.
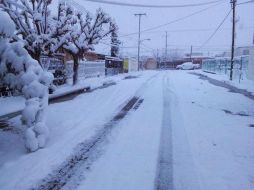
110;22;121;57
0;12;53;152
0;0;72;63
62;6;117;85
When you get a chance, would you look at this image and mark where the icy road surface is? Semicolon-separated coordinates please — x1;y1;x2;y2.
0;70;253;190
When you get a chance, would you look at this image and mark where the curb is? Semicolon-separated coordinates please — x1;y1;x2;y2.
0;86;90;121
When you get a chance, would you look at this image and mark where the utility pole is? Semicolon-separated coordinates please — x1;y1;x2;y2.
190;45;193;62
156;49;159;69
165;31;168;69
135;13;146;71
230;0;236;80
252;31;254;45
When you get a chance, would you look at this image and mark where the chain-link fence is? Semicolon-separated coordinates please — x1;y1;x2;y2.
202;56;249;81
66;60;105;79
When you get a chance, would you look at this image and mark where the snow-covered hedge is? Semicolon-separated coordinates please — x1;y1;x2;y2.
0;13;53;152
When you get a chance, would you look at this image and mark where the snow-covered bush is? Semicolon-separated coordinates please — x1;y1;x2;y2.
0;12;53;152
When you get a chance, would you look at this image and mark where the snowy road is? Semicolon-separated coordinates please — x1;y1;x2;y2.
1;71;254;190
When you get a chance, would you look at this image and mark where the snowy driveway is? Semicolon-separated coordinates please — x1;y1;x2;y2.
0;70;254;190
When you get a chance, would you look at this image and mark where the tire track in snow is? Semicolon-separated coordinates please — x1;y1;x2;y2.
32;97;139;190
162;71;202;190
31;74;159;190
154;74;174;190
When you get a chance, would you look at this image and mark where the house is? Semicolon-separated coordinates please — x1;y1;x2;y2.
183;53;211;64
123;57;138;72
247;48;254;80
235;46;254;56
159;52;211;69
105;56;124;75
61;50;105;62
144;58;157;70
215;51;231;58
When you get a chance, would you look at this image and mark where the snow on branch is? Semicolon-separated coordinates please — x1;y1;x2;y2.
0;12;53;152
0;0;71;62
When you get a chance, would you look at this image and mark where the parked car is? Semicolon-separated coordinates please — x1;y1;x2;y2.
176;62;200;70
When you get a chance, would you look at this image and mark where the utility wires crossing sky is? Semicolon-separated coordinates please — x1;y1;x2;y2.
199;9;232;49
81;0;225;8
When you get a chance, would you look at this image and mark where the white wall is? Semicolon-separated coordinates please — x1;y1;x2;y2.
247;48;254;81
128;59;138;72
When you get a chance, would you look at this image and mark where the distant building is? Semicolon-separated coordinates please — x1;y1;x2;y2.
123;57;138;72
144;58;157;70
235;46;254;56
247;48;254;80
158;52;211;69
105;56;123;75
215;51;231;58
183;52;211;64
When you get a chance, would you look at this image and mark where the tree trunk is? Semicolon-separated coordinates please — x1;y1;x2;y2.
28;50;43;68
73;55;79;85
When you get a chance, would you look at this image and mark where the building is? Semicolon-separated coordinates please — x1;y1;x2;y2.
144;58;157;70
235;46;254;56
105;56;123;75
123;57;138;72
159;52;211;69
247;48;254;80
183;53;211;64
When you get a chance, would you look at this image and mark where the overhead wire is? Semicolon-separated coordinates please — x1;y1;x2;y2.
80;0;225;8
68;0;251;55
132;26;254;35
198;9;232;49
100;41;138;49
237;0;254;5
70;0;227;41
118;1;226;38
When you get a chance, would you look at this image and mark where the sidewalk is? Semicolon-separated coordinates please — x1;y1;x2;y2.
0;76;120;121
190;71;254;101
192;70;254;94
0;72;141;122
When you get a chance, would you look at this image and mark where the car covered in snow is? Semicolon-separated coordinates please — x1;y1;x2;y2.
176;62;200;70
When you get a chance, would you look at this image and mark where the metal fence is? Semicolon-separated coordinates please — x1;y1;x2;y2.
202;56;249;81
66;60;105;79
41;55;67;85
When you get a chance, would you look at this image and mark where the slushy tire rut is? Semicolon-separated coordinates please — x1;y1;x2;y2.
32;96;141;190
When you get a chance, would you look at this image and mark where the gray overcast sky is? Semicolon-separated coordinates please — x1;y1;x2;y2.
51;0;254;57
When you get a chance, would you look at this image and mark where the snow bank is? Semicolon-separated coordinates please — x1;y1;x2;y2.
195;70;254;94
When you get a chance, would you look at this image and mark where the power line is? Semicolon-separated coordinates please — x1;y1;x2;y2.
140;43;155;51
237;0;254;5
199;9;232;49
80;0;225;8
129;26;254;35
119;2;225;38
71;0;225;41
100;41;137;49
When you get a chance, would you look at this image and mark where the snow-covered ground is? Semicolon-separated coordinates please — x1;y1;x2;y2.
0;72;140;117
0;70;253;190
77;72;164;190
0;71;156;190
195;70;254;94
0;96;25;116
169;70;254;190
